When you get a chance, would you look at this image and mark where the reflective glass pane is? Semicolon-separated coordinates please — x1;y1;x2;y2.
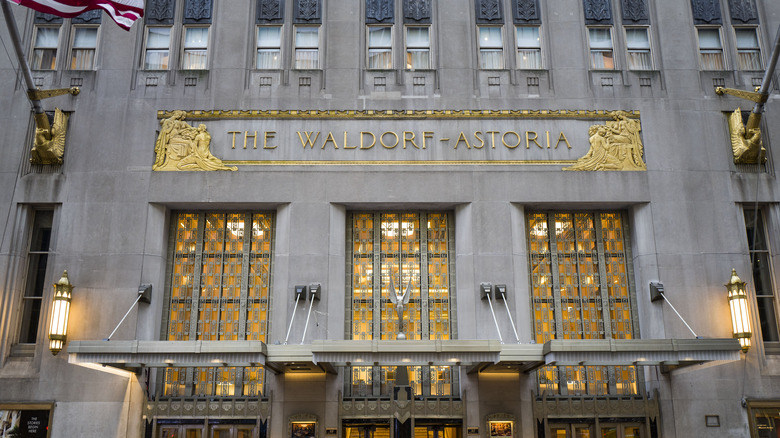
479;27;502;48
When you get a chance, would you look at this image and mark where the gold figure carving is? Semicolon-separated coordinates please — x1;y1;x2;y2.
728;108;766;164
31;108;68;165
563;111;646;171
153;110;237;171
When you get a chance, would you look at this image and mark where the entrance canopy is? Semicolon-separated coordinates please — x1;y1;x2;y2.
68;338;741;375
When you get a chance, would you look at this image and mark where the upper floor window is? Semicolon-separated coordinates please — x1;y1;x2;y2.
515;25;541;69
32;27;60;70
406;26;430;69
744;208;780;353
294;26;320;69
367;26;392;69
735;27;762;70
528;211;639;396
478;26;504;69
19;210;54;345
143;27;172;70
162;212;274;397
181;26;209;69
69;26;98;70
624;27;651;70
697;28;726;70
588;27;614;69
256;26;282;69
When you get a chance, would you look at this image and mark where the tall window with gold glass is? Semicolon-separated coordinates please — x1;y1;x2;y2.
347;212;456;397
527;211;639;396
162;212;274;397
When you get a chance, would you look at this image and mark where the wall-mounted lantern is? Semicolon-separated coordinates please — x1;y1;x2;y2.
726;269;752;353
48;270;73;355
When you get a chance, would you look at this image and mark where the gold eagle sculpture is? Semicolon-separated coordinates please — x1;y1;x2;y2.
31;108;68;165
728;108;766;164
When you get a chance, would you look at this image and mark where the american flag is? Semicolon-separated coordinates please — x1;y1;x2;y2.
10;0;144;31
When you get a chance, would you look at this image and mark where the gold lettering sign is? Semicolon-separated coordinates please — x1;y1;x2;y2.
154;110;646;171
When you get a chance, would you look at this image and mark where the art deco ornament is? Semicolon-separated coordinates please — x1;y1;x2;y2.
726;269;752;352
48;270;73;355
563;111;646;171
31;108;68;165
388;274;412;340
153;110;237;171
727;108;766;164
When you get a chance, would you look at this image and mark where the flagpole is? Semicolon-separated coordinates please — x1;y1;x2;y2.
1;0;51;132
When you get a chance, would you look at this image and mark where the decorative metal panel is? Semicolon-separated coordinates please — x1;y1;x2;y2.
184;0;213;24
367;0;394;24
294;0;322;23
145;0;175;25
584;0;613;24
475;0;503;24
404;0;431;23
621;0;649;24
728;0;758;24
257;0;284;23
691;0;722;24
34;12;63;23
512;0;540;24
72;9;102;24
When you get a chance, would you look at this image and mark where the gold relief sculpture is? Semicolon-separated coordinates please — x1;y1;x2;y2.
153;110;237;171
563;111;646;171
30;108;68;165
728;108;766;164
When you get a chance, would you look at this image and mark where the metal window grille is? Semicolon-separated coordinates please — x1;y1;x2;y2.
161;211;274;397
528;211;639;396
346;212;456;397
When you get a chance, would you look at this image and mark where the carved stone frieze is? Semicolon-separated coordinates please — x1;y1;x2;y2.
728;0;758;23
563;111;646;171
145;0;175;24
72;9;102;24
691;0;722;24
153;111;237;171
145;397;270;421
404;0;431;23
294;0;322;23
340;397;464;419
513;0;540;23
184;0;213;23
367;0;394;23
476;0;503;23
257;0;284;23
584;0;613;24
158;109;640;120
34;12;63;23
621;0;648;23
533;392;659;421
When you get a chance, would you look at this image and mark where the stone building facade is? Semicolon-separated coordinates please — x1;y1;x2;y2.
0;0;779;437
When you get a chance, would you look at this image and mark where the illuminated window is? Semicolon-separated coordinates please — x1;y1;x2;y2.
528;211;639;395
588;27;614;69
697;27;725;70
69;26;98;70
162;212;274;397
257;26;282;69
143;26;171;70
406;26;430;69
515;26;541;69
294;26;320;69
182;26;209;69
625;27;651;70
368;26;392;69
735;27;762;70
478;26;504;69
346;212;456;397
32;27;60;70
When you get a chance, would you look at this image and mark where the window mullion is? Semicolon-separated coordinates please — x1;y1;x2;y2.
372;213;382;340
547;215;564;338
593;212;618;394
421;212;430;339
188;212;206;341
238;213;251;340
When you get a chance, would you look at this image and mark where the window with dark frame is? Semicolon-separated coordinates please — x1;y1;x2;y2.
19;210;53;346
744;208;780;351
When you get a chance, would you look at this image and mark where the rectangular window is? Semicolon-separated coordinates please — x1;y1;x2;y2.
478;26;504;69
625;27;652;70
744;208;780;350
528;211;638;395
368;26;392;69
346;212;456;398
182;26;209;69
406;26;430;69
32;27;59;70
162;212;274;397
19;210;53;345
143;26;171;70
735;27;762;70
69;26;98;70
515;26;541;69
588;27;614;69
294;26;320;69
698;27;725;70
256;26;282;69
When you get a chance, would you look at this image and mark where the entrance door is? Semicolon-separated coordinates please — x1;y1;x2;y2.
413;425;461;438
343;424;391;438
158;425;206;438
548;423;642;438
